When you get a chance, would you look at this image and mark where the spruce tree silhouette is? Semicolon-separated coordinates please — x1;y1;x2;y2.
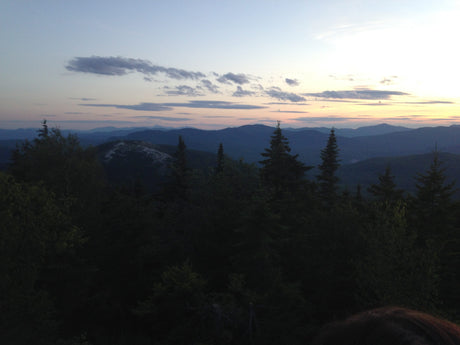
317;128;340;207
260;121;310;199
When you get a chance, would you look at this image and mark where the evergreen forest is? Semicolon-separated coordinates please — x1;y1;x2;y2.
2;121;460;345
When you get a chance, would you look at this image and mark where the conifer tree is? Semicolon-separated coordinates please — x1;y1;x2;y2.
356;184;362;202
317;128;340;206
38;118;49;138
368;165;403;202
260;121;310;198
413;152;455;222
170;135;188;199
410;151;457;313
175;135;187;174
411;151;455;247
216;142;224;175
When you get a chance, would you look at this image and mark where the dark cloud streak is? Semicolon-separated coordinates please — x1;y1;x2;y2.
163;100;266;109
232;86;255;97
264;102;310;105
217;72;250;85
271;110;309;114
293;116;362;122
285;78;299;86
80;103;173;111
81;100;266;111
266;87;306;102
304;89;409;100
403;100;454;104
133;116;192;122
164;85;204;96
200;79;220;93
69;97;97;101
359;102;390;106
66;56;205;80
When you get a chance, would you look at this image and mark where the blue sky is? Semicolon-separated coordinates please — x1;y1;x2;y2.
1;0;460;130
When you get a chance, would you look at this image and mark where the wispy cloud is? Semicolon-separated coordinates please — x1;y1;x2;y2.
217;72;250;85
285;78;299;86
329;74;355;82
358;100;455;106
379;115;460;122
265;102;310;105
81;100;266;111
238;117;271;121
200;79;220;93
66;56;205;80
232;86;255;97
292;116;362;122
359;102;390;106
132;116;192;122
203;115;236;119
402;100;454;104
380;76;398;85
314;99;355;103
266;87;306;102
316;21;387;41
69;97;97;101
80;103;173;111
163;85;204;96
304;89;409;100
271;110;309;114
49;120;139;126
163;100;266;110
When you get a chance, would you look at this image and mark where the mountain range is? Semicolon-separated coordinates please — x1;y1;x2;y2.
0;123;410;141
2;123;460;196
115;123;460;166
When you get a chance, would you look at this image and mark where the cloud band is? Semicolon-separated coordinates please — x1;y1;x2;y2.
66;56;205;80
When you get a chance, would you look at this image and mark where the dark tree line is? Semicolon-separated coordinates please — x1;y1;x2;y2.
1;121;460;345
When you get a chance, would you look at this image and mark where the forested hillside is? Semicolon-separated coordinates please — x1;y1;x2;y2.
2;121;460;345
338;152;460;197
119;123;460;164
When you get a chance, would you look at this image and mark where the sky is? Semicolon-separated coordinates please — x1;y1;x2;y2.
1;0;460;130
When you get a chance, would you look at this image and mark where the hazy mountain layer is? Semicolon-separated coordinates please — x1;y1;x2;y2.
3;124;460;196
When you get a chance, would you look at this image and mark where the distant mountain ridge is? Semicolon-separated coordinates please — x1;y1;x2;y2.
3;125;460;197
2;122;460;166
0;123;409;141
290;123;411;137
116;124;460;165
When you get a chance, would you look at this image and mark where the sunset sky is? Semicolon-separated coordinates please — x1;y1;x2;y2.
1;0;460;130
